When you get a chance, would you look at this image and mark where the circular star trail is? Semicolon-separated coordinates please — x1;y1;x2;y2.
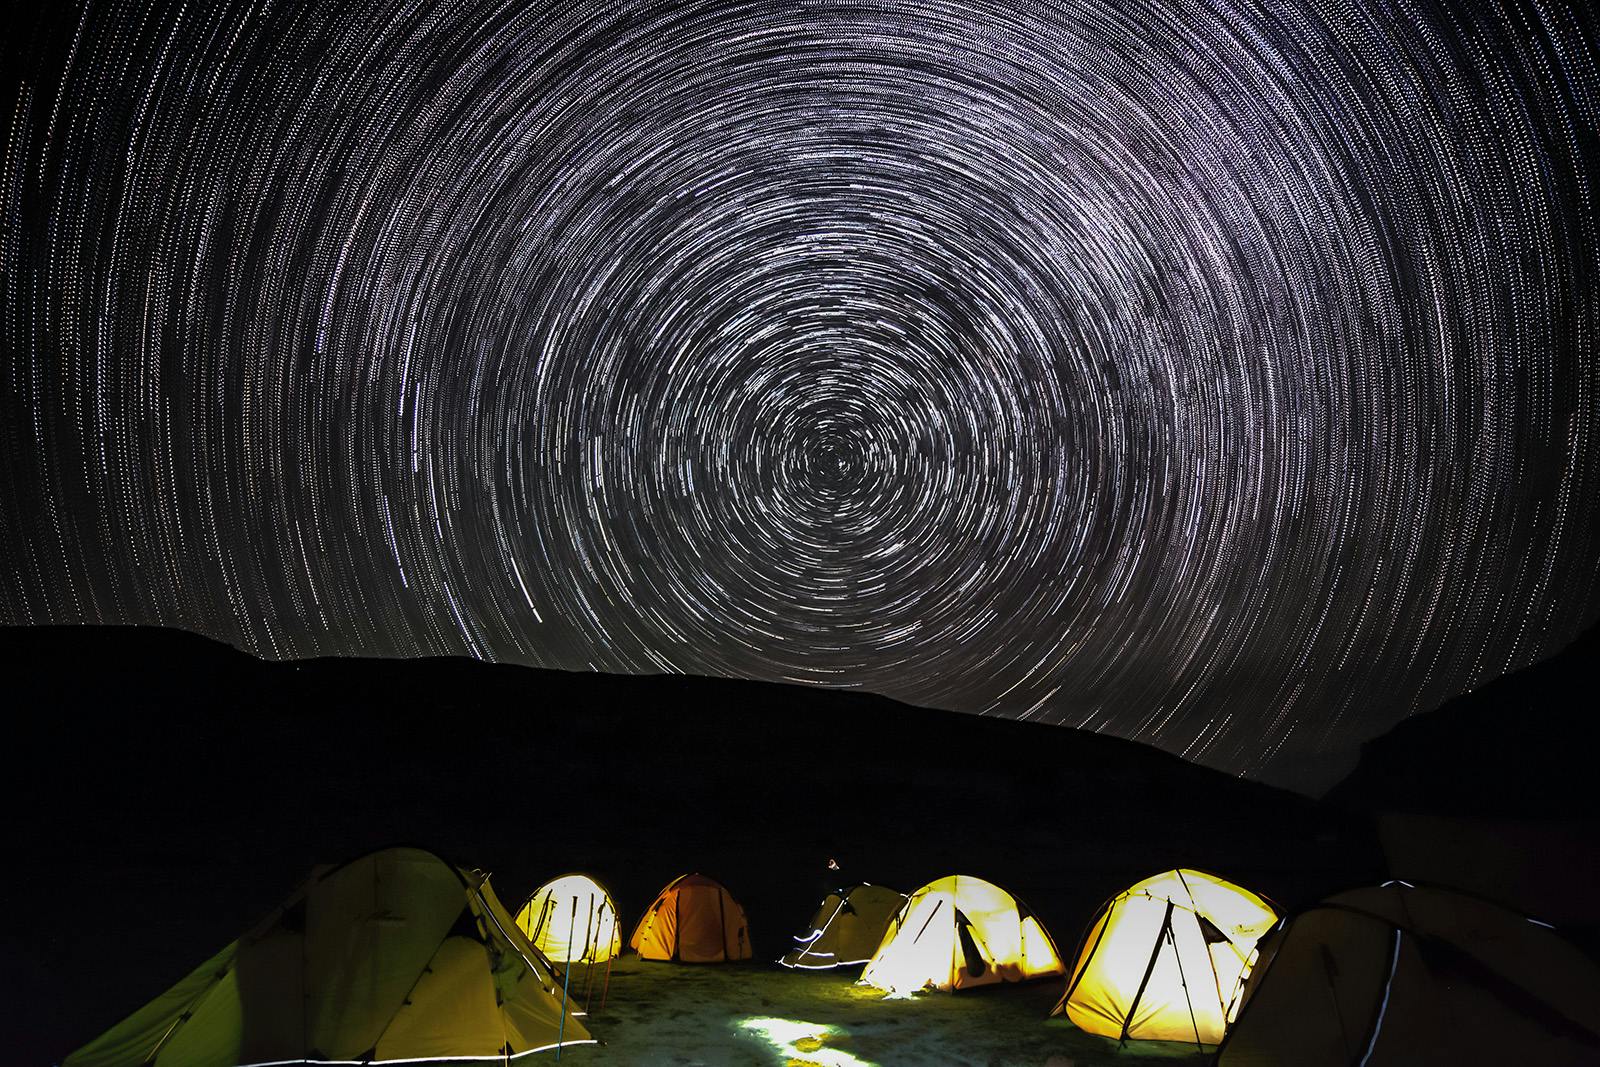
3;0;1597;784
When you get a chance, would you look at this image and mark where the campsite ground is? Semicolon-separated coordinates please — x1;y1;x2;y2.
556;957;1207;1067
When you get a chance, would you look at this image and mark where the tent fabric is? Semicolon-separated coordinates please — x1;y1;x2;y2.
64;847;593;1066
781;884;906;970
516;873;622;964
629;873;752;963
858;874;1064;995
1052;868;1277;1048
1217;882;1600;1067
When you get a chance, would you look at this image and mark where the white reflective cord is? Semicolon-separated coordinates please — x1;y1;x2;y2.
236;1045;599;1066
1358;929;1403;1067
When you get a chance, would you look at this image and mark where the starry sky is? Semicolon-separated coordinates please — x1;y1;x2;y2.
3;0;1596;789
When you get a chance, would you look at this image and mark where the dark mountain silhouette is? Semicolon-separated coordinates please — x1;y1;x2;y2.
5;623;1381;1063
1325;622;1597;817
1323;622;1598;952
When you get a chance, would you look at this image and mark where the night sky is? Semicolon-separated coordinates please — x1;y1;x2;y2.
3;0;1596;789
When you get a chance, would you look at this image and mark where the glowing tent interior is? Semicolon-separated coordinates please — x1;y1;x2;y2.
516;873;622;964
781;883;907;970
1052;868;1277;1048
1216;882;1600;1066
859;874;1064;995
62;847;593;1066
629;873;752;963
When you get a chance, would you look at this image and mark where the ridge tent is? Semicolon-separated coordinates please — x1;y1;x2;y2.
1217;882;1600;1066
629;873;751;962
516;873;622;964
63;847;593;1066
1052;868;1277;1049
781;883;906;970
859;874;1064;995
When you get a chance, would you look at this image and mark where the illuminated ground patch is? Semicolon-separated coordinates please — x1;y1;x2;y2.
554;956;1209;1065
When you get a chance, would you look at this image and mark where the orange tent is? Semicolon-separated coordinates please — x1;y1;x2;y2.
629;874;752;963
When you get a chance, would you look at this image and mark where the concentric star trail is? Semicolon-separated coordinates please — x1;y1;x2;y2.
3;0;1596;784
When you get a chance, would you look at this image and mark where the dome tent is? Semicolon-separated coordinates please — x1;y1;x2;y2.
781;883;906;970
516;873;622;964
859;874;1064;995
629;873;751;962
63;847;593;1066
1217;882;1600;1066
1052;868;1277;1048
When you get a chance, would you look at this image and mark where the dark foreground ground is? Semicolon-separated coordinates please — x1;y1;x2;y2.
10;622;1588;1063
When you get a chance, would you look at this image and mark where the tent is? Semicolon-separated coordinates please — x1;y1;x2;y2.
63;847;593;1066
629;873;752;962
1052;868;1277;1048
516;873;622;964
781;883;906;970
859;874;1064;994
1217;882;1600;1066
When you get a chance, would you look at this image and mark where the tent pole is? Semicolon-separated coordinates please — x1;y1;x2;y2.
600;947;615;1011
1166;918;1206;1053
557;898;576;1060
583;899;603;1007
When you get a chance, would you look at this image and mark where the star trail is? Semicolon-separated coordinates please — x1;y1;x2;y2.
2;0;1597;785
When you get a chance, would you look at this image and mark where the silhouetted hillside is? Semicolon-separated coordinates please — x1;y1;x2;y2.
1322;622;1599;946
3;624;1380;1064
1326;622;1598;817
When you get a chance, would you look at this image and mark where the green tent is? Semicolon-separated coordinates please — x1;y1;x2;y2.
65;847;593;1065
1217;882;1600;1066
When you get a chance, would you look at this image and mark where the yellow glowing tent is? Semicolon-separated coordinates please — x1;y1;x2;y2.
1217;882;1600;1066
859;874;1064;994
1053;868;1277;1049
63;847;593;1066
516;873;622;964
629;873;752;962
781;883;906;970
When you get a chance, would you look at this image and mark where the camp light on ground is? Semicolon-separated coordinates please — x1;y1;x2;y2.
735;1017;874;1067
